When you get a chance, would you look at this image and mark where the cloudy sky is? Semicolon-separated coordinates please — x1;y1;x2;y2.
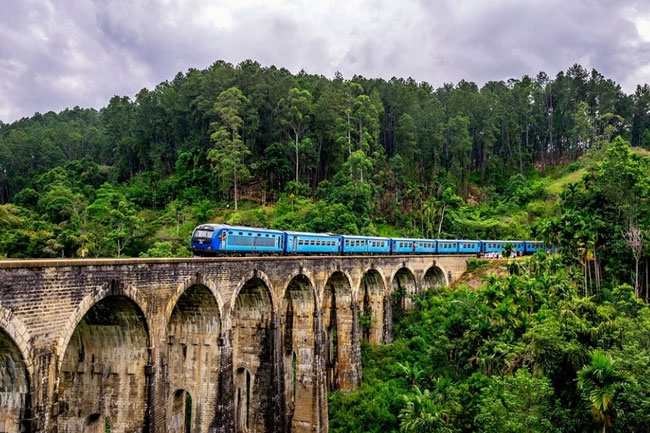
2;0;650;123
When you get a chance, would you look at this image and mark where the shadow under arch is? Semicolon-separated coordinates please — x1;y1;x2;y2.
232;277;275;433
57;294;150;433
230;270;276;316
358;269;387;345
390;266;418;310
56;280;151;373
168;389;193;433
281;274;318;431
422;265;447;290
0;326;31;433
167;283;221;433
322;271;360;391
166;273;225;327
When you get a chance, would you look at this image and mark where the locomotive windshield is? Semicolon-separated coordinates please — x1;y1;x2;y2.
193;229;214;239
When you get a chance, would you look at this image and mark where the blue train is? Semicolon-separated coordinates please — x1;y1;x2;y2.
190;224;546;256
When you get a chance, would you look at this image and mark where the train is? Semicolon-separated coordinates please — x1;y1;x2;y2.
190;224;546;256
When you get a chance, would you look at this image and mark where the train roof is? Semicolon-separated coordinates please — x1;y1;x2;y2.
340;234;390;240
391;237;437;242
482;240;525;243
194;224;285;234
436;239;481;243
284;231;340;237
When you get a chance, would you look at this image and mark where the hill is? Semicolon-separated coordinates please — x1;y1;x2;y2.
1;60;650;258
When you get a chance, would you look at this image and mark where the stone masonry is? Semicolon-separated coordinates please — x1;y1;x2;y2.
0;254;469;433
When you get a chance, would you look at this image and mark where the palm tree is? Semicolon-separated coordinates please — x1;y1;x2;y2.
577;350;626;433
399;387;455;433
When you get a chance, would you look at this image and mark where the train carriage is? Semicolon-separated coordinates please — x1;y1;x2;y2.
285;231;340;254
524;241;544;254
482;240;525;254
457;240;481;254
341;235;391;254
391;238;436;254
437;240;459;254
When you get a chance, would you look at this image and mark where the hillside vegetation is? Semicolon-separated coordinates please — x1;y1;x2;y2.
1;61;649;260
329;253;650;433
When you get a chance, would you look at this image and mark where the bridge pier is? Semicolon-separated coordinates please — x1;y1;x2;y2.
0;255;468;433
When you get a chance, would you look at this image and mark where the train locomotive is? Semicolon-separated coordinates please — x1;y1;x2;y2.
190;224;546;256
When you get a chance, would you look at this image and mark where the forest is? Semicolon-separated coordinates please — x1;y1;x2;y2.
2;59;650;431
1;61;649;260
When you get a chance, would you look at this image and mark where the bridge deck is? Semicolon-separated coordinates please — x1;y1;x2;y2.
0;254;474;268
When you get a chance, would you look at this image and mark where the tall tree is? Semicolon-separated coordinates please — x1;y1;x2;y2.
578;351;626;433
208;87;251;211
278;87;313;182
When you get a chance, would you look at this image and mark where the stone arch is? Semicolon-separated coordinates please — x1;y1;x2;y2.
0;304;32;376
169;389;192;433
57;280;151;372
390;266;418;311
234;367;252;433
167;284;221;433
322;271;359;391
422;264;447;289
281;274;317;432
166;273;225;327
389;265;418;293
82;413;108;433
232;277;275;433
0;327;31;433
358;269;387;345
57;295;150;433
230;270;275;317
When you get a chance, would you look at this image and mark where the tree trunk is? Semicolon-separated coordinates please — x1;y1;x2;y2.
295;132;300;183
645;259;648;303
438;204;446;236
634;257;641;299
234;169;238;212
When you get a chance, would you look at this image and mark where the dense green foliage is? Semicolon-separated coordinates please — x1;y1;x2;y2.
536;137;650;298
1;61;648;259
329;253;650;433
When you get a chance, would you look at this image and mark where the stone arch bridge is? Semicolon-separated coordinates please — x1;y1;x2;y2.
0;254;470;433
